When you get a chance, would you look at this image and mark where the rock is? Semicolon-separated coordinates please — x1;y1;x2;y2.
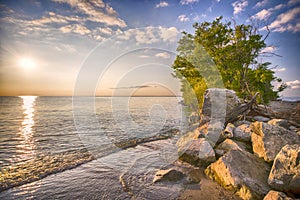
251;122;300;162
268;119;290;130
153;168;185;183
178;138;216;167
223;123;235;139
197;121;224;146
254;116;270;122
189;112;200;125
233;124;252;142
201;88;240;125
215;139;250;157
263;190;294;200
205;149;271;200
176;129;199;148
268;144;300;195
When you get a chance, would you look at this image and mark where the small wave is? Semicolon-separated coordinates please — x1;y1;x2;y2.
114;128;180;149
0;128;181;192
0;149;93;192
277;97;300;102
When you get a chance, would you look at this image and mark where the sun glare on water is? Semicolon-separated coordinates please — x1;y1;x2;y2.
19;57;36;69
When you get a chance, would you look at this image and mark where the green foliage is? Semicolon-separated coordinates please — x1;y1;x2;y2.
172;16;285;112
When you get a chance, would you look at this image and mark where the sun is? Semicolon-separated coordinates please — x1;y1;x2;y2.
18;57;36;69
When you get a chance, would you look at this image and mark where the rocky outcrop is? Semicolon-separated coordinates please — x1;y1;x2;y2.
178;138;216;167
251;122;300;162
233;124;252;142
263;190;294;200
205;149;271;200
201;88;240;125
153;168;185;183
268;144;300;195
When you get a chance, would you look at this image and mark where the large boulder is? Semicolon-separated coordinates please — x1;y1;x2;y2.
201;88;240;125
263;190;294;200
251;122;300;162
268;144;300;195
178;138;216;167
233;124;252;142
205;149;271;200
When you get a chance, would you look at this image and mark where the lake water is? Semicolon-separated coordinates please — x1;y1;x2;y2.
0;96;187;199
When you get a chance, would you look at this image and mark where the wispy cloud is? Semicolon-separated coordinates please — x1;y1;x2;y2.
110;85;157;89
156;1;169;8
117;26;179;45
288;0;300;6
272;67;286;72
286;80;300;89
268;7;300;33
261;45;277;53
52;0;127;28
59;24;91;35
178;14;189;22
232;0;248;15
180;0;199;5
254;0;268;8
252;4;285;20
155;52;171;59
253;9;272;20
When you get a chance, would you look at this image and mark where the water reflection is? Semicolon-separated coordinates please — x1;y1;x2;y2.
17;96;37;161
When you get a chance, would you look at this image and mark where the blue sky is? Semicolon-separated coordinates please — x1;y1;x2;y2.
0;0;299;97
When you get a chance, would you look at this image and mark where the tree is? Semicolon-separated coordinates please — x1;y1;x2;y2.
172;16;285;112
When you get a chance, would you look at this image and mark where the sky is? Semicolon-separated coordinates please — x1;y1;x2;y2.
0;0;299;97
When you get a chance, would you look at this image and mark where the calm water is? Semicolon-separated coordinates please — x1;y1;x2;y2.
0;96;187;199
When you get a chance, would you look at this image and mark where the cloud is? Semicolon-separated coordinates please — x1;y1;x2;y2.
180;0;199;5
254;0;268;8
156;1;169;8
288;0;300;6
232;0;248;15
268;7;300;32
59;24;91;35
159;26;179;43
253;9;272;20
97;27;113;35
286;80;300;89
155;52;171;59
110;85;157;89
272;67;286;72
52;0;127;27
117;26;180;44
252;4;285;20
261;45;277;53
178;14;189;22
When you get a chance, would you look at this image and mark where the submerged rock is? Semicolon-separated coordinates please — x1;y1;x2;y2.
205;149;271;200
268;144;300;195
251;122;300;162
153;168;185;183
233;124;252;142
263;190;294;200
178;138;216;167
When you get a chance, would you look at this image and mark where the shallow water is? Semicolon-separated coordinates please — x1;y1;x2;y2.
0;96;186;198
